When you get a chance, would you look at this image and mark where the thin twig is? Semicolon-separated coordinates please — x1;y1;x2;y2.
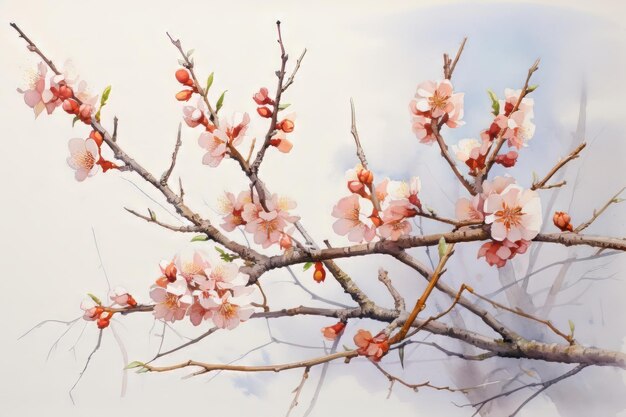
160;123;182;186
378;268;405;311
574;186;625;232
285;367;310;417
531;142;586;190
124;207;201;233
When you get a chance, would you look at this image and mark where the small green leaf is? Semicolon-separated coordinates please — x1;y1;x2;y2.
72;116;80;127
148;208;157;221
191;235;209;242
399;344;405;369
215;246;226;254
216;90;227;113
100;85;112;107
526;84;539;93
487;89;500;116
438;236;448;259
568;319;575;336
205;72;214;93
136;367;150;374
303;262;314;271
87;293;102;306
278;103;291;111
124;361;145;370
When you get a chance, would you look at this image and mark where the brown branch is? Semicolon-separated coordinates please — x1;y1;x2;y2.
574;186;625;232
166;32;218;123
350;98;381;211
160;123;182;186
531;142;586;190
285;367;310;417
393;340;496;361
282;48;307;92
123;207;201;233
432;120;477;195
444;37;468;80
372;361;471;395
390;243;455;344
142;349;358;374
378;268;405;311
482;59;540;180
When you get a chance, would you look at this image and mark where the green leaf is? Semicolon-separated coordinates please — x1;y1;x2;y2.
398;344;405;369
87;293;102;306
214;246;237;262
278;103;291;111
148;208;157;221
216;90;227;113
215;246;226;254
100;85;112;107
124;361;145;370
191;234;209;242
526;84;539;93
205;72;214;93
487;89;500;116
438;236;448;259
72;116;80;127
136;367;150;374
302;262;314;271
568;319;575;336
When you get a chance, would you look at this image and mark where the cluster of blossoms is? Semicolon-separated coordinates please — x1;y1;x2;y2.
331;164;422;243
19;61;118;181
353;330;390;362
409;79;464;144
452;89;535;175
80;287;137;329
456;176;542;267
254;87;297;153
175;69;298;167
217;190;300;250
150;251;255;329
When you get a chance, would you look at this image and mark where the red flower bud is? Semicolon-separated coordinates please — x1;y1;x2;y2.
313;262;326;283
175;69;190;84
321;321;346;341
62;99;79;114
253;87;274;105
126;294;137;307
495;151;518;168
164;262;177;282
256;106;273;118
553;211;573;232
357;169;374;185
176;89;194;101
278;119;295;133
89;130;104;147
97;317;110;329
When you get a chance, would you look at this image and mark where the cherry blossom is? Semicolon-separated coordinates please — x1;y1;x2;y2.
478;239;530;268
188;301;213;326
331;194;376;243
388;176;421;208
242;194;300;248
484;184;542;242
80;297;102;321
204;291;254;330
198;112;250;167
218;191;252;231
495;150;518;167
253;87;273;105
150;278;192;323
413;80;458;118
66;138;101;182
174;251;211;282
17;62;58;117
109;287;137;307
183;98;207;127
456;195;484;222
354;330;389;362
410;113;435;144
269;131;293;153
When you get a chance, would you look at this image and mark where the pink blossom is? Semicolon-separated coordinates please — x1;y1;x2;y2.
410;114;435;144
321;322;346;341
204;292;254;330
218;191;252;231
354;330;389;362
150;278;192;323
482;176;516;197
495;150;518;167
182;98;207;127
253;87;273;105
495;110;535;149
198;113;250;167
478;239;530;267
444;92;465;128
80;297;101;321
174;251;211;282
388;177;421;207
242;194;300;248
412;80;463;119
270;131;293;153
500;88;534;117
66;138;101;181
378;217;412;241
331;194;376;243
188;301;213;326
109;286;136;307
484;184;542;242
455;195;484;222
17;62;58;117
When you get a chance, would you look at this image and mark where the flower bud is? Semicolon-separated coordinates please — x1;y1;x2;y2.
97;317;110;329
253;87;273;105
89;130;104;147
62;99;79;114
278;119;295;133
321;321;346;341
279;233;293;251
495;151;518;168
553;211;573;232
57;84;74;100
357;169;374;185
176;89;194;101
175;69;190;84
313;262;326;283
164;262;177;282
256;106;273;118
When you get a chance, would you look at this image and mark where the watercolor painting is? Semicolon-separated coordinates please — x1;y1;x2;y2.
2;1;625;416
